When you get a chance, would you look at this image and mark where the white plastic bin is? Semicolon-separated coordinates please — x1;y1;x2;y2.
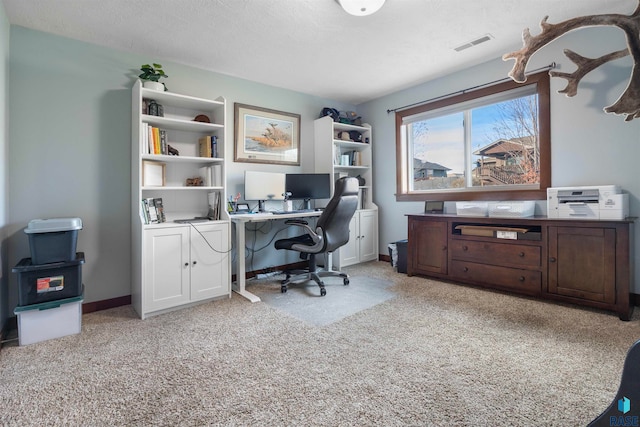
14;291;83;346
455;202;489;217
488;201;535;218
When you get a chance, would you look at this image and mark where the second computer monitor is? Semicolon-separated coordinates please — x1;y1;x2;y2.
285;173;331;210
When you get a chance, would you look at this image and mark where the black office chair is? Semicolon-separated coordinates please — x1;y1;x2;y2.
275;176;359;296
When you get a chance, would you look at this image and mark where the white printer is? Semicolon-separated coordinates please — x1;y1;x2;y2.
547;185;628;220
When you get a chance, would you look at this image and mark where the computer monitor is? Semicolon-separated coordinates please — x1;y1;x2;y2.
244;171;286;212
285;173;331;210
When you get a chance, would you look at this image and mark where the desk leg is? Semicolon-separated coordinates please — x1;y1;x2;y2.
232;221;261;303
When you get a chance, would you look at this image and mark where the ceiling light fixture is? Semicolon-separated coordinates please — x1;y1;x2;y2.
336;0;386;16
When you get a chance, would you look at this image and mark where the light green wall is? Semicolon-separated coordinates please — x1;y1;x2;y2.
6;26;355;310
1;1;10;331
359;26;640;291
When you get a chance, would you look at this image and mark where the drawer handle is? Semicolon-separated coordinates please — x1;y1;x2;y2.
519;276;525;282
519;252;525;257
462;245;468;251
549;257;556;263
463;267;469;272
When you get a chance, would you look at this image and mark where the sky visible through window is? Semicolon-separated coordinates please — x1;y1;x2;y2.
413;96;536;176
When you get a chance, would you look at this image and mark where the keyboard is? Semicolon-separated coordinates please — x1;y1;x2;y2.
271;209;315;215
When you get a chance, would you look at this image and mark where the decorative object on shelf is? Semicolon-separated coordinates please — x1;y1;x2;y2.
146;100;164;117
167;145;179;156
335;0;385;16
356;175;366;186
339;111;361;125
503;4;640;122
138;63;168;91
186;177;204;186
142;160;166;187
234;103;300;165
193;114;211;123
338;131;351;141
349;130;363;142
320;107;340;122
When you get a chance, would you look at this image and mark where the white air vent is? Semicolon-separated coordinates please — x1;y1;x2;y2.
454;34;493;52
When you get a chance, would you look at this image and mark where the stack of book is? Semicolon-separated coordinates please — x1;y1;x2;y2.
142;125;167;155
141;198;166;224
198;135;218;158
197;164;223;187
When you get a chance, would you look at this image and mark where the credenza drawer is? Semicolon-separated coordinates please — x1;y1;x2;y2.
450;260;541;293
450;240;541;268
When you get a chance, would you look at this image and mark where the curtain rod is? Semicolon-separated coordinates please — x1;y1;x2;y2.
386;63;556;114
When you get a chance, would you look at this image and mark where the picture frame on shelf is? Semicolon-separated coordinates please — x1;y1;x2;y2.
234;103;300;165
142;160;166;187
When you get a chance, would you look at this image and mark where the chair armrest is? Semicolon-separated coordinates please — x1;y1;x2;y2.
284;219;322;244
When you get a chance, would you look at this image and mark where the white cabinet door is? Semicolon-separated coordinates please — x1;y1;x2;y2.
339;214;360;267
143;227;190;313
190;223;230;301
359;210;378;262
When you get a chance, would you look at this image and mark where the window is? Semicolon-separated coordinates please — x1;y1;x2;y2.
395;71;550;202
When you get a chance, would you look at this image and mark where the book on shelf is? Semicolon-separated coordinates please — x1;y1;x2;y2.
142;125;168;155
159;130;167;155
153;127;161;155
198;166;213;187
207;192;221;220
199;136;212;157
197;164;224;187
198;135;218;158
141;197;166;224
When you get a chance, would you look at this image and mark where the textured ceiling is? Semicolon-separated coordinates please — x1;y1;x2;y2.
2;0;636;104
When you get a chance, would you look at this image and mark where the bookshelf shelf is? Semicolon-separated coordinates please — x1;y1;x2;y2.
132;80;231;319
314;115;378;269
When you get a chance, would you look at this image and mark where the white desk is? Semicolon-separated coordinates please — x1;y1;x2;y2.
230;211;322;302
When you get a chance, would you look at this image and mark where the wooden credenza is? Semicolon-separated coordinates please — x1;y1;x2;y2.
407;214;635;320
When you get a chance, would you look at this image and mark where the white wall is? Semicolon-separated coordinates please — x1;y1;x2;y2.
359;26;640;291
0;1;10;330
6;26;355;310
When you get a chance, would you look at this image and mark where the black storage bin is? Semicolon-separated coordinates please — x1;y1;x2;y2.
395;240;408;274
12;252;85;306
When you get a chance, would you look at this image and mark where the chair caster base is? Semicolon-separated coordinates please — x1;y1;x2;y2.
281;285;287;293
320;286;326;297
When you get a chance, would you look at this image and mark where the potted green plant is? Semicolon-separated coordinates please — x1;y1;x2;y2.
139;63;168;91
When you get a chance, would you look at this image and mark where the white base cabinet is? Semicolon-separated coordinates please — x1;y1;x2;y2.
334;209;379;268
139;223;230;318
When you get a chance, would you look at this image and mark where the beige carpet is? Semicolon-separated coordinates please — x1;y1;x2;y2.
1;261;639;426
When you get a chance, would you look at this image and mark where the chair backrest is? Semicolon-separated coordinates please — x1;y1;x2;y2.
316;177;359;252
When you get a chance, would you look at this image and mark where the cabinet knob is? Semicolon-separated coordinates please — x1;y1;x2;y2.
519;276;525;282
184;262;189;267
549;257;556;263
519;252;525;257
462;245;468;251
442;245;447;251
193;261;197;265
463;267;468;272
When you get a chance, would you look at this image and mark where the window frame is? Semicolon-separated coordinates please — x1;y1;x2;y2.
395;71;550;202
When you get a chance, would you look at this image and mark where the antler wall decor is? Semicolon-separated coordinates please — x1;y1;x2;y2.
503;1;640;122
